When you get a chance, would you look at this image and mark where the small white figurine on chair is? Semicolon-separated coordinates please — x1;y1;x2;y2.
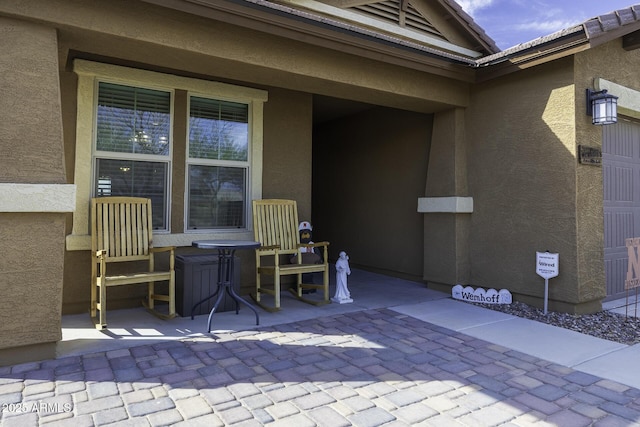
332;251;353;304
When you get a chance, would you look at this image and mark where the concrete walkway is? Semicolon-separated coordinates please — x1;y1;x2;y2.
2;269;640;426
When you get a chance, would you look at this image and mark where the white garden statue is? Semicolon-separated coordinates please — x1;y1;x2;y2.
332;251;353;304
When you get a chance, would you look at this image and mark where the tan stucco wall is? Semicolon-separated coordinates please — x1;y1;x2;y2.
424;41;640;313
574;39;640;304
0;214;66;344
262;89;314;221
1;17;66;184
0;17;66;358
313;107;432;278
423;108;471;285
465;58;587;312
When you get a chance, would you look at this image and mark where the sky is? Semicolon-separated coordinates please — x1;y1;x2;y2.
457;0;639;50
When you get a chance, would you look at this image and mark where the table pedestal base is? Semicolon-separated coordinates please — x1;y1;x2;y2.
191;248;260;332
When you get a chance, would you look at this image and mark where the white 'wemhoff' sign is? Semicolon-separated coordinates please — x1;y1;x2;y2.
536;252;559;279
452;285;512;304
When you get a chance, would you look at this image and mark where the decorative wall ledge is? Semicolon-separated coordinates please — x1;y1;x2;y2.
417;196;473;213
597;78;640;120
0;184;76;212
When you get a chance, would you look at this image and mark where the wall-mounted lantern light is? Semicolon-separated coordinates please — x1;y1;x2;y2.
586;89;618;125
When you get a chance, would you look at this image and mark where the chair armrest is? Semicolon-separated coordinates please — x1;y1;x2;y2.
256;245;282;267
256;245;280;257
150;246;176;254
95;249;107;259
299;241;329;248
297;242;330;265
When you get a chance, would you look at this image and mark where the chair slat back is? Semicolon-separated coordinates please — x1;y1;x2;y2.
253;199;300;252
92;197;153;260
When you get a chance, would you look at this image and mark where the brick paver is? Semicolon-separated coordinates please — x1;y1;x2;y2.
2;308;640;426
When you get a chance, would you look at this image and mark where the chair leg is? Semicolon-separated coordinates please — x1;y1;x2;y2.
251;271;283;312
274;274;281;310
143;279;176;320
90;263;97;318
90;281;97;318
168;273;175;316
146;282;154;310
255;272;262;302
323;267;329;302
296;273;303;297
97;283;107;330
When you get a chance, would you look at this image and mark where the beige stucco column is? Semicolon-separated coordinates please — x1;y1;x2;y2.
419;108;471;287
0;17;74;365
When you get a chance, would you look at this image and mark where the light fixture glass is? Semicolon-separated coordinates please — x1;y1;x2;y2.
586;89;618;125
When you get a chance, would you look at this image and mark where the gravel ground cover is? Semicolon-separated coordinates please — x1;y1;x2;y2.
471;300;640;345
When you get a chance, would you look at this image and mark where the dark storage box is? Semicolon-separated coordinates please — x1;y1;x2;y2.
175;254;241;317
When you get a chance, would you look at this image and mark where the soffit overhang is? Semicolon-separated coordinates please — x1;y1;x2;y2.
4;0;638;86
139;0;488;81
138;1;640;84
289;0;499;54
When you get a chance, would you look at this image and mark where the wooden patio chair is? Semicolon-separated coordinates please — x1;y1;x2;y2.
252;199;330;311
90;196;176;329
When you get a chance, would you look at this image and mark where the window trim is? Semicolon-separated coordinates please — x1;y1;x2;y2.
94;80;174;232
186;93;251;231
66;60;267;251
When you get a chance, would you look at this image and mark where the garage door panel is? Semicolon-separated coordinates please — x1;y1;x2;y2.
604;119;640;298
605;164;635;200
604;210;635;249
604;124;635;157
605;258;629;296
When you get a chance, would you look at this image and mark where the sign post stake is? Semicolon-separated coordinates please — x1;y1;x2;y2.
543;278;549;315
536;251;559;315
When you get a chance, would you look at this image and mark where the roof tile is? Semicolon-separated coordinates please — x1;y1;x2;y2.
598;12;620;32
617;9;636;25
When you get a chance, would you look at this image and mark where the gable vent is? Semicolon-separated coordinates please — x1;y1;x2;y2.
350;0;445;40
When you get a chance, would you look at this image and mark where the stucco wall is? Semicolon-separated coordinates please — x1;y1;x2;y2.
0;17;66;185
0;17;66;356
466;58;585;311
313;107;432;278
574;39;640;303
0;214;66;347
262;89;314;221
423;108;471;285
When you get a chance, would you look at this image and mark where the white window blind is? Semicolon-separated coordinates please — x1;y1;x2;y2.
94;82;171;230
97;82;171;155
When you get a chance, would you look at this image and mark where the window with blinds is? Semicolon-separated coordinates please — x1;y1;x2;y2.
97;82;171;155
94;82;171;230
187;96;249;229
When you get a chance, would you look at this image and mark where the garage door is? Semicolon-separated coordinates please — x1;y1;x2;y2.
603;119;640;298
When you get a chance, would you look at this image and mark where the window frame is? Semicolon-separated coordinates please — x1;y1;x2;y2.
66;60;267;251
186;93;252;231
93;80;175;231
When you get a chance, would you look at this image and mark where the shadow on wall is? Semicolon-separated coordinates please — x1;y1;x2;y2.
312;106;432;280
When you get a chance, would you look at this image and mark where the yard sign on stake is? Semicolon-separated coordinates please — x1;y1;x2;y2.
625;238;640;317
536;251;559;315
